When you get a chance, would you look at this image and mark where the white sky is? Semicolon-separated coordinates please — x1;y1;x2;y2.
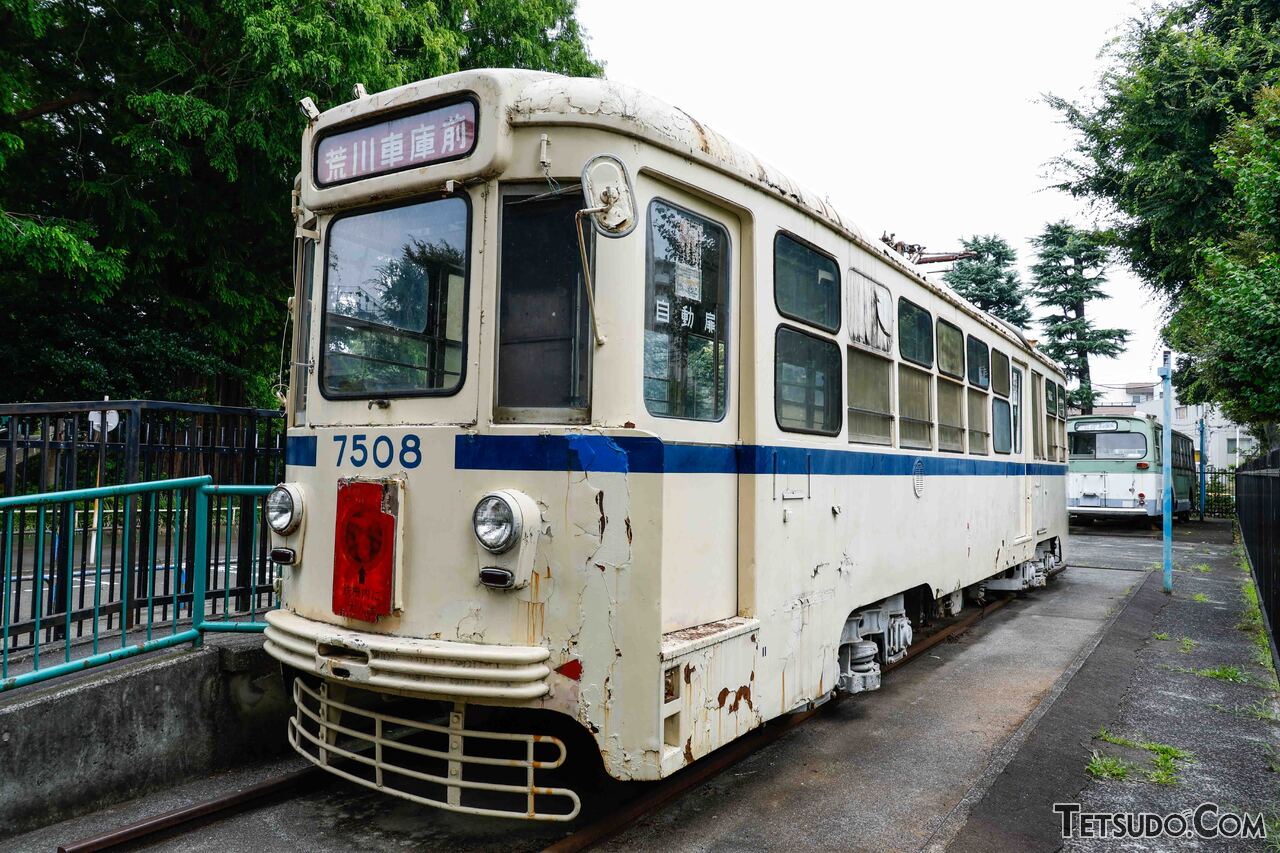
576;0;1165;395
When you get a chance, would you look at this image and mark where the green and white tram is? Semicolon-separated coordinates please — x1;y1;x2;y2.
1067;414;1198;523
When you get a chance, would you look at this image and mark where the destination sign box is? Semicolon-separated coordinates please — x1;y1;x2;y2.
1075;420;1119;432
315;99;477;187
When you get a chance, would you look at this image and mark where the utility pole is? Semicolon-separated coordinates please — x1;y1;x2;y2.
1160;351;1173;593
1198;412;1207;522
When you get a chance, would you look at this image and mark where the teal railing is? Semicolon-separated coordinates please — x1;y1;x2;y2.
0;476;276;692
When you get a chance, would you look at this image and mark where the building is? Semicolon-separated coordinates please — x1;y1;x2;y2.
1134;388;1256;469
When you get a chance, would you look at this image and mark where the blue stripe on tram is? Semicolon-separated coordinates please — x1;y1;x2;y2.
453;434;1068;477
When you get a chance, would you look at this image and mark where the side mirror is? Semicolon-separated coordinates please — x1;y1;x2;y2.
581;154;637;237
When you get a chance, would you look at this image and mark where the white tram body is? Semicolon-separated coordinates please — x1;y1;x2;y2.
264;69;1069;819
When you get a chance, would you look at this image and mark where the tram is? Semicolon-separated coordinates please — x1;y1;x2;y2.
1067;414;1197;523
262;69;1069;820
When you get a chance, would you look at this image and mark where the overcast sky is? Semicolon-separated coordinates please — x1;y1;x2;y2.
576;0;1163;395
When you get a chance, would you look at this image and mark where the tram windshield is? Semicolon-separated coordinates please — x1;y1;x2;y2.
1069;431;1147;460
322;196;468;397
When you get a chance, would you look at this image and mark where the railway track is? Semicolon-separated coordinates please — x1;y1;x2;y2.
56;595;1013;853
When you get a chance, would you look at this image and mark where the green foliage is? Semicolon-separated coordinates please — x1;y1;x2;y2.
1047;0;1280;439
1028;221;1128;411
942;235;1031;328
1086;751;1132;780
1047;0;1280;298
0;0;601;405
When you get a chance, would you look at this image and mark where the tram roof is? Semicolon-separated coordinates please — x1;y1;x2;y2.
312;69;1064;375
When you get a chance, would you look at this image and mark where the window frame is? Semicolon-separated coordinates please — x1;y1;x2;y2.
966;334;991;389
897;362;934;451
493;185;595;424
318;192;473;401
847;345;895;446
936;319;965;380
992;397;1012;454
991;349;1010;398
774;323;843;436
773;230;841;334
898;297;934;368
642;197;733;424
937;376;966;454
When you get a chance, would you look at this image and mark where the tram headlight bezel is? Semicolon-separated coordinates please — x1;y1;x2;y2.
473;492;520;554
266;483;304;535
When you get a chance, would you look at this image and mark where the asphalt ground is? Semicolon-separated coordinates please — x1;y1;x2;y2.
10;519;1276;852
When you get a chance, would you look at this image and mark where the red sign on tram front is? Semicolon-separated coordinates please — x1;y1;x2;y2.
332;480;396;623
314;99;477;187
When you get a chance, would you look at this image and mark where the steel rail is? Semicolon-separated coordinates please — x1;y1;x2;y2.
542;594;1014;853
54;595;1017;852
56;766;325;853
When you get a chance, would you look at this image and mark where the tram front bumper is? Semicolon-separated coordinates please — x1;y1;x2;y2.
264;609;552;701
288;678;581;821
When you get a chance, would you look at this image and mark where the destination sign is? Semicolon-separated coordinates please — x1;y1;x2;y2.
315;99;477;187
1075;420;1118;432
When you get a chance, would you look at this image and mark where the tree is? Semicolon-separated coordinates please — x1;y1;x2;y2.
1164;86;1280;444
1029;222;1128;414
1045;0;1280;299
1046;0;1280;443
942;235;1032;328
0;0;602;406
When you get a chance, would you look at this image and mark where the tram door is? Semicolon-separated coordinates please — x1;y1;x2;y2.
1013;363;1031;539
639;183;740;633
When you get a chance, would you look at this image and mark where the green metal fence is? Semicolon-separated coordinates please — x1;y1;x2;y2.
0;476;276;691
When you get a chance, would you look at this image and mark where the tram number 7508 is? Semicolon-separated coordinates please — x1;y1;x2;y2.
332;434;422;469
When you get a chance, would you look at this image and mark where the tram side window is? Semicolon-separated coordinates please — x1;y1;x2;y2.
937;320;964;379
991;350;1010;398
898;298;933;368
1045;381;1059;459
992;398;1012;453
775;233;840;332
1056;382;1068;461
898;364;933;450
966;336;990;389
1011;367;1024;454
644;200;730;421
967;387;989;455
848;346;893;445
292;236;316;426
322;196;469;398
1031;370;1044;460
938;377;965;452
775;326;841;434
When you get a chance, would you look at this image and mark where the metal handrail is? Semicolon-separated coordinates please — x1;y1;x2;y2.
1;477;277;692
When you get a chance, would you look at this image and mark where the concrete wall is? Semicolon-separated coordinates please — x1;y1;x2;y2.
0;635;290;839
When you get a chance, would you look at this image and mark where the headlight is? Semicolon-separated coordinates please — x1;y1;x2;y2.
473;493;519;553
267;484;303;535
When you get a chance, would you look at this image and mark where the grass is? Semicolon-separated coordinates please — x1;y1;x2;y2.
1087;751;1132;780
1266;743;1280;774
1093;727;1193;784
1192;592;1210;603
1153;631;1170;641
1180;637;1198;653
1239;578;1279;684
1167;662;1252;683
1194;563;1213;573
1198;664;1249;683
1209;699;1280;722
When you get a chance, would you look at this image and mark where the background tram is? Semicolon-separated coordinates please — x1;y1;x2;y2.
263;69;1069;821
1067;414;1198;523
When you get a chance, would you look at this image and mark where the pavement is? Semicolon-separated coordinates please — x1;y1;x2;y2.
7;519;1278;852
